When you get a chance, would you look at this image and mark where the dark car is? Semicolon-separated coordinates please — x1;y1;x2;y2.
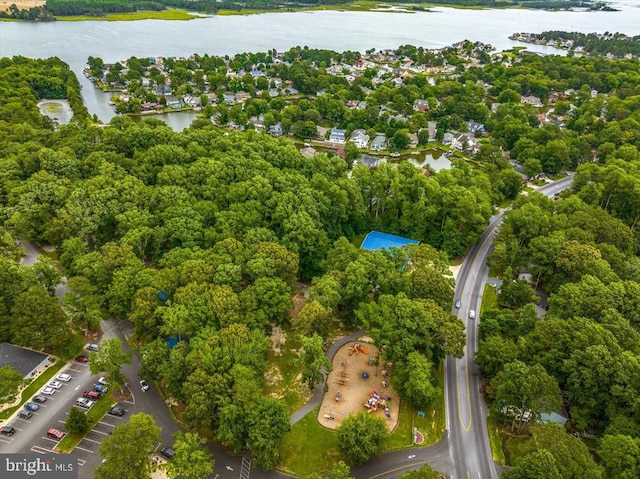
93;384;107;394
108;406;125;417
160;446;175;459
18;410;33;419
455;299;461;309
75;355;89;363
32;395;47;403
24;402;39;411
0;426;15;436
83;390;101;400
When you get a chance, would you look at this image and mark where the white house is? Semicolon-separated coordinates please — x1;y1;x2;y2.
349;129;370;149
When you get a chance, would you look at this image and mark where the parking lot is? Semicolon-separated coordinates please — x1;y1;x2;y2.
0;349;127;475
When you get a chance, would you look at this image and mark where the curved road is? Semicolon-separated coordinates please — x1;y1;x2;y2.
444;175;574;479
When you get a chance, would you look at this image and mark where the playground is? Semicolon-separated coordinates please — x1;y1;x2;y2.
317;340;400;431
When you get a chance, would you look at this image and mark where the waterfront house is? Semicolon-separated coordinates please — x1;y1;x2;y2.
329;128;347;144
349;129;370;149
371;134;387;151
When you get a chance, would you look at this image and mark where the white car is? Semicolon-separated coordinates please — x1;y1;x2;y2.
98;377;108;385
41;387;56;395
140;380;150;392
57;373;72;382
75;398;95;409
469;310;476;320
48;381;63;389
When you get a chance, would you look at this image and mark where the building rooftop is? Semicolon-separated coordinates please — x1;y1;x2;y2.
0;343;49;378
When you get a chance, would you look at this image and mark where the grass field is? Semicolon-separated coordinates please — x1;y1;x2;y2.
486;411;507;465
481;283;499;314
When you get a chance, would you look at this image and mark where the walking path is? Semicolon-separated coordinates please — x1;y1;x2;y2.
290;329;364;425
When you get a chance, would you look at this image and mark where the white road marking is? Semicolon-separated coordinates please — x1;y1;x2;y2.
75;445;94;453
81;437;102;444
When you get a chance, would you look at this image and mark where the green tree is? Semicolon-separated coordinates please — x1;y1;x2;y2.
33;257;61;296
503;450;562;479
491;361;561;432
337;412;388;465
165;432;214;479
246;398;290;470
309;461;354;479
597;434;640;479
66;406;89;435
292;300;333;339
398;351;439;408
95;413;161;479
398;463;440;479
296;333;332;389
89;337;133;386
0;365;23;402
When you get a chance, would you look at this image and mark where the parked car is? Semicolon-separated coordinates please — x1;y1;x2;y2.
86;343;99;352
41;387;55;395
93;384;107;394
75;355;89;363
98;376;108;385
47;428;66;440
83;390;101;400
48;381;62;389
139;380;149;392
18;410;33;419
24;402;39;411
32;395;47;403
455;299;461;309
56;373;72;382
76;398;95;409
108;406;125;417
469;309;476;320
160;446;175;459
0;426;15;436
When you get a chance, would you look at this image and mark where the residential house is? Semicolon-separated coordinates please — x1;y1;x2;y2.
442;132;455;145
166;96;185;109
414;99;429;112
467;120;486;136
427;121;437;142
329;128;347;144
222;92;236;105
408;133;419;148
269;123;284;137
359;155;381;168
346;99;360;109
371;134;387;151
301;146;317;159
235;91;252;103
349;129;370;149
521;95;543;107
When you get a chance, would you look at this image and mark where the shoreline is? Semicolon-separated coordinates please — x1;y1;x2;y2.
2;1;613;23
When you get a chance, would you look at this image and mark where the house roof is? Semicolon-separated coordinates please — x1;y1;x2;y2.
361;231;420;251
0;343;49;378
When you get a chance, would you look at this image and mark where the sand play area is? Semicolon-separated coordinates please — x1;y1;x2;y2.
318;340;400;431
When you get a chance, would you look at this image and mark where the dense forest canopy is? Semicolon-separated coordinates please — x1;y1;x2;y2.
2;43;640;475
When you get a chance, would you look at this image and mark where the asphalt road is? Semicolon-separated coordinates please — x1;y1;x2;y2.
444;175;574;479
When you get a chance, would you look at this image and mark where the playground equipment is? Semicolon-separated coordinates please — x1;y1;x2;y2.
349;342;369;356
363;390;392;418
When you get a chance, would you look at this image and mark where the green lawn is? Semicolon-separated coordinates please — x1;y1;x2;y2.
486;412;507;465
481;283;499;315
0;360;63;420
279;411;342;476
58;393;115;452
